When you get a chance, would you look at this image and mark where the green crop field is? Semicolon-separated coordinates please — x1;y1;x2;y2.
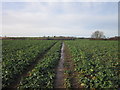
2;39;119;89
64;40;119;88
2;40;57;88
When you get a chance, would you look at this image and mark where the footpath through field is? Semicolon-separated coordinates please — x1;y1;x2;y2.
63;43;81;88
54;42;65;88
54;42;80;88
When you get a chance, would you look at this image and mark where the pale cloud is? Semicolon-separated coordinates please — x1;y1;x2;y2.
2;2;118;37
2;0;119;2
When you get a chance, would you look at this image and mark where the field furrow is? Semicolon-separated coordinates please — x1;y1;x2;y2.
18;42;62;89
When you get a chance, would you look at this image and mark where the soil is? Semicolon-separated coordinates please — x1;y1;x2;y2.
54;42;82;88
64;43;82;88
54;42;65;88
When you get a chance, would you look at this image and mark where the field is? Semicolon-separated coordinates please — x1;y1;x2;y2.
2;39;119;89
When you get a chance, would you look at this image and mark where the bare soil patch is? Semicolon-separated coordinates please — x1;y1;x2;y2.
54;43;65;88
64;43;82;88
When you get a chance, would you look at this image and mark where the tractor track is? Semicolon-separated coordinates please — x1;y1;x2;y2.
54;42;65;88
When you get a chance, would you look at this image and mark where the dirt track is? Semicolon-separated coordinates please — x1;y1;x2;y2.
54;42;65;88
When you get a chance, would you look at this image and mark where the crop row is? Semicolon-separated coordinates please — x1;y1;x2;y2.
65;40;119;88
2;40;56;88
18;42;62;88
2;40;42;55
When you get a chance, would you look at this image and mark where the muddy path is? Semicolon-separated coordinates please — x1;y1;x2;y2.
54;42;65;88
4;42;57;89
64;43;81;88
54;42;81;88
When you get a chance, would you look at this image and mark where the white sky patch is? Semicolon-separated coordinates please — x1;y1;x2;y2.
2;2;118;37
2;0;120;2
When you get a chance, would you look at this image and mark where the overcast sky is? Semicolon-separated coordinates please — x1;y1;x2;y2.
1;1;118;37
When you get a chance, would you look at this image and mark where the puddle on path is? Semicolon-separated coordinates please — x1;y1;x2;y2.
54;42;65;88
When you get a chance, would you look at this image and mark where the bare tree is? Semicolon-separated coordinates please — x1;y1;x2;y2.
91;31;105;39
